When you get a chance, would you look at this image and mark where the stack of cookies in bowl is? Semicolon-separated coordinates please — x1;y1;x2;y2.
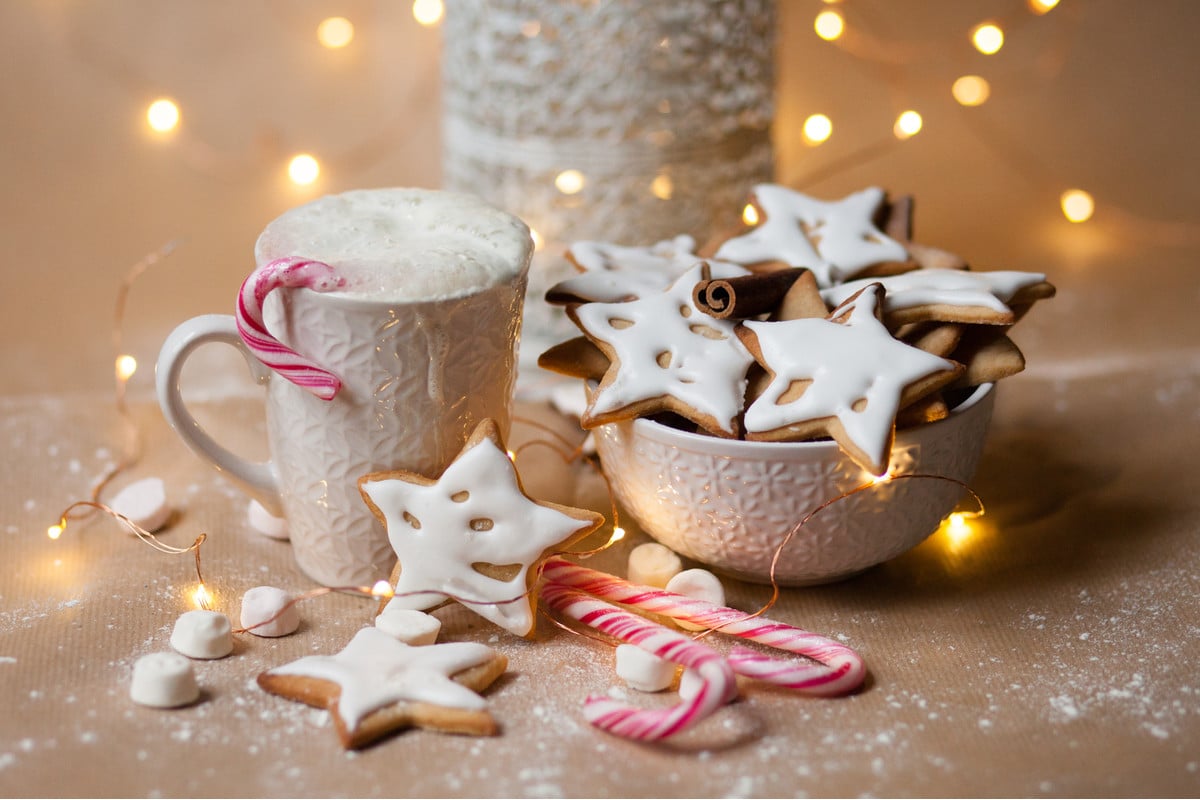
539;184;1054;585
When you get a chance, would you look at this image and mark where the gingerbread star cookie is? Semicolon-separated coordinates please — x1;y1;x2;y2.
358;419;603;638
547;234;749;305
567;263;756;437
820;267;1056;327
714;185;909;287
257;626;507;749
737;283;963;474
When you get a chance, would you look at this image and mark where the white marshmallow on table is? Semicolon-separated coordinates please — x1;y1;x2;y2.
247;499;289;540
169;610;233;659
665;568;727;632
374;600;441;645
240;586;300;637
627;542;683;588
615;644;676;693
109;477;171;533
678;667;704;701
130;652;200;708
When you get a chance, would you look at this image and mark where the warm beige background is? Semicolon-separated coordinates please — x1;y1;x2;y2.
2;1;1199;797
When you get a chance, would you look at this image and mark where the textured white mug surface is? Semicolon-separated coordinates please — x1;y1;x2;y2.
595;383;995;585
157;189;532;587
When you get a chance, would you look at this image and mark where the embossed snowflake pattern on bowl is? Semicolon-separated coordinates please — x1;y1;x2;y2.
594;383;995;585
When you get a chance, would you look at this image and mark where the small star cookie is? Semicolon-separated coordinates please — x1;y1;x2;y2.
257;626;507;749
714;185;909;287
358;420;603;638
737;283;963;474
547;235;749;304
568;263;756;437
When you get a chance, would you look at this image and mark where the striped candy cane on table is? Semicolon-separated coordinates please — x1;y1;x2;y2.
542;557;865;697
540;581;737;741
235;257;346;400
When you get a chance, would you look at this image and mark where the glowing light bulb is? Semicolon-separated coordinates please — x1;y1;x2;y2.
1061;189;1095;223
871;471;893;486
952;75;991;107
893;110;923;139
530;228;544;251
47;524;64;540
412;0;444;27
742;204;760;226
371;580;394;598
506;449;517;462
611;526;626;543
651;173;674;200
802;113;833;146
317;16;354;48
944;512;975;547
287;154;320;186
814;10;845;41
192;583;211;610
972;23;1004;55
146;98;180;133
554;169;586;195
1028;0;1060;14
115;354;138;382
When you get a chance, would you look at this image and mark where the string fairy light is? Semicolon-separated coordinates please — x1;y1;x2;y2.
971;22;1005;55
554;169;586;196
952;74;991;107
813;9;845;42
802;113;834;145
316;16;354;49
287;153;320;186
1060;188;1095;223
145;98;181;134
893;110;923;139
412;0;445;27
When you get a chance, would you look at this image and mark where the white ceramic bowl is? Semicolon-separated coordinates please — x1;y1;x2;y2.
594;384;995;585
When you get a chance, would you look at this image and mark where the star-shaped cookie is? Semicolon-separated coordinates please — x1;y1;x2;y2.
547;235;749;304
358;419;603;638
738;283;963;474
715;185;909;287
257;626;507;749
568;263;756;437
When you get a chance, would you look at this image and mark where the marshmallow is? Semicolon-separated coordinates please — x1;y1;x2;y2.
169;610;233;659
375;601;441;646
665;568;727;632
615;644;676;693
678;667;704;701
627;542;683;588
240;586;299;637
247;499;289;540
109;477;171;533
130;652;200;708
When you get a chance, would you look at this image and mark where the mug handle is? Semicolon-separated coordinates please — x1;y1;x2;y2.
156;314;284;515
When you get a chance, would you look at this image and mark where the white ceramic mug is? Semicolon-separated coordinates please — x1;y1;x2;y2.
157;189;532;587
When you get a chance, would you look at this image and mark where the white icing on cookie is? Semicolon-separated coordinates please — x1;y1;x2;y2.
715;185;907;287
820;268;1048;315
742;284;959;472
240;586;300;637
572;263;754;435
130;652;200;708
266;627;498;728
556;235;749;303
169;610;233;659
360;435;596;637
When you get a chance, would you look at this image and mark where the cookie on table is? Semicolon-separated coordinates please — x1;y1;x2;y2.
711;185;911;288
820;267;1056;327
737;283;963;475
566;263;756;438
258;626;507;749
358;419;603;639
547;234;748;305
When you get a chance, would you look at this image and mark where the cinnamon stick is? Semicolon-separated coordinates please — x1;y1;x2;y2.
693;268;807;320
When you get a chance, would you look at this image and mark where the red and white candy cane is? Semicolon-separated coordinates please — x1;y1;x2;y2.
235;257;346;400
540;580;737;741
542;557;865;697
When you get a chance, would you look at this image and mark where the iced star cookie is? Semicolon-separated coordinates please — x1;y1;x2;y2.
257;626;507;749
820;267;1056;327
547;235;749;305
713;185;910;287
358;419;603;638
567;263;756;437
737;283;963;474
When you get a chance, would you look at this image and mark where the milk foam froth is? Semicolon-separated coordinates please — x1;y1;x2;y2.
255;188;533;302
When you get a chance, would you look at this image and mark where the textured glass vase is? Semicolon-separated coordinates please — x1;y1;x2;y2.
441;0;776;389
